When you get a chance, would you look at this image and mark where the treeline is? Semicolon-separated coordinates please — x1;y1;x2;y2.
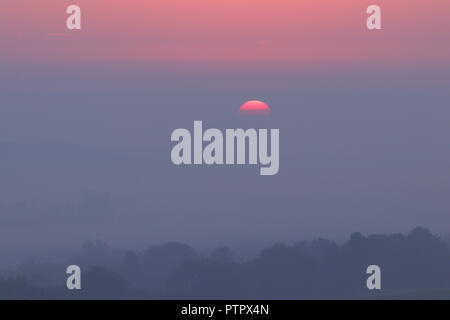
2;227;450;299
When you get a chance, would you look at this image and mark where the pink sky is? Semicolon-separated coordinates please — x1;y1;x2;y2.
1;0;449;66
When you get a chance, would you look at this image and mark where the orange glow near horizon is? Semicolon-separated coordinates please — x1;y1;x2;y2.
1;0;449;66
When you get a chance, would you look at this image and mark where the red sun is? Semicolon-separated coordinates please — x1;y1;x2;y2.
239;100;271;115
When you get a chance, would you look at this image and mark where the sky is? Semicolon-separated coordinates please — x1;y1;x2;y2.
1;0;450;63
0;1;449;263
